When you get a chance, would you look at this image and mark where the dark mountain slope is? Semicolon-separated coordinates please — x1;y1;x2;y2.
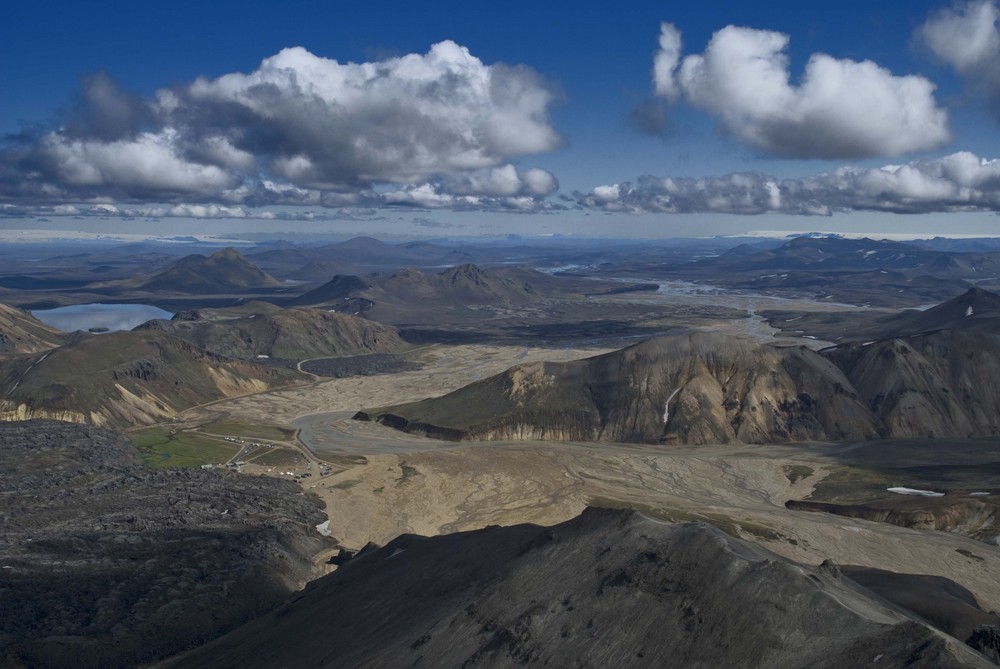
288;274;372;306
359;333;881;444
874;287;1000;337
827;329;1000;438
163;507;990;669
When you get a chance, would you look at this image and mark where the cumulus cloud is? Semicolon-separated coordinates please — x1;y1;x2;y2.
0;42;561;213
920;0;1000;113
652;23;951;158
578;152;1000;215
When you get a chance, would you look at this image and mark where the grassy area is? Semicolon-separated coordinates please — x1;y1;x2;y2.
782;464;815;485
249;448;307;467
806;465;896;504
131;427;240;468
201;418;295;442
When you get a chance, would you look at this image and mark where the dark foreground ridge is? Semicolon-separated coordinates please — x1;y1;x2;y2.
163;507;993;668
0;420;330;669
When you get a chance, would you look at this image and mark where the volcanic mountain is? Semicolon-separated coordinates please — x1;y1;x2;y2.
358;332;882;444
0;329;306;427
162;507;993;668
136;302;405;359
108;247;284;293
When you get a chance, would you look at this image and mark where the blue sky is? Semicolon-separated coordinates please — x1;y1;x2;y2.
2;0;1000;239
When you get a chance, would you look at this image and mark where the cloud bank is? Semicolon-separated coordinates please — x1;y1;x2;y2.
920;0;1000;115
579;152;1000;215
653;23;951;159
0;42;561;213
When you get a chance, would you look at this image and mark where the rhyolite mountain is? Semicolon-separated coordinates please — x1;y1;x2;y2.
359;324;1000;444
358;332;882;444
136;302;405;360
0;329;306;427
0;302;70;353
161;507;994;669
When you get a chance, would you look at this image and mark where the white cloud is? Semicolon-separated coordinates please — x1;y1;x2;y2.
654;23;951;158
920;0;1000;112
0;42;562;213
578;152;1000;215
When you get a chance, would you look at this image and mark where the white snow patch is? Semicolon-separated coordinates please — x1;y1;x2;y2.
663;388;681;424
966;305;974;317
887;487;944;497
969;492;992;497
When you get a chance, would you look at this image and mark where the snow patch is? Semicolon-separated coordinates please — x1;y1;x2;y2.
887;487;944;497
663;387;681;424
966;305;974;317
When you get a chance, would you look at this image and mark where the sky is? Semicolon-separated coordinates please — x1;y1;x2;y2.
2;0;1000;240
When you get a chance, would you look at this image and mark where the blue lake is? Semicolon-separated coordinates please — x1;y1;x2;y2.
32;303;173;333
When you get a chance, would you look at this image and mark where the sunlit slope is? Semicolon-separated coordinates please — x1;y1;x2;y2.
0;330;305;427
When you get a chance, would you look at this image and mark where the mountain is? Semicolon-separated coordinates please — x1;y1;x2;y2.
136;303;405;359
374;263;542;305
827;328;1000;438
358;332;881;444
162;507;992;669
288;274;373;306
361;325;1000;444
0;303;69;353
872;287;1000;337
116;247;284;293
0;330;306;427
246;236;476;278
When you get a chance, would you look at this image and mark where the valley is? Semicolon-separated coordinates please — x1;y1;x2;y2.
3;234;1000;667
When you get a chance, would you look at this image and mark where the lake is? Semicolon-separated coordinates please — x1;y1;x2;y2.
31;303;173;333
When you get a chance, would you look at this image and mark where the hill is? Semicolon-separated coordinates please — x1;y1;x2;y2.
0;330;306;427
137;304;406;359
288;274;373;307
0;303;69;353
162;507;992;669
358;332;881;444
